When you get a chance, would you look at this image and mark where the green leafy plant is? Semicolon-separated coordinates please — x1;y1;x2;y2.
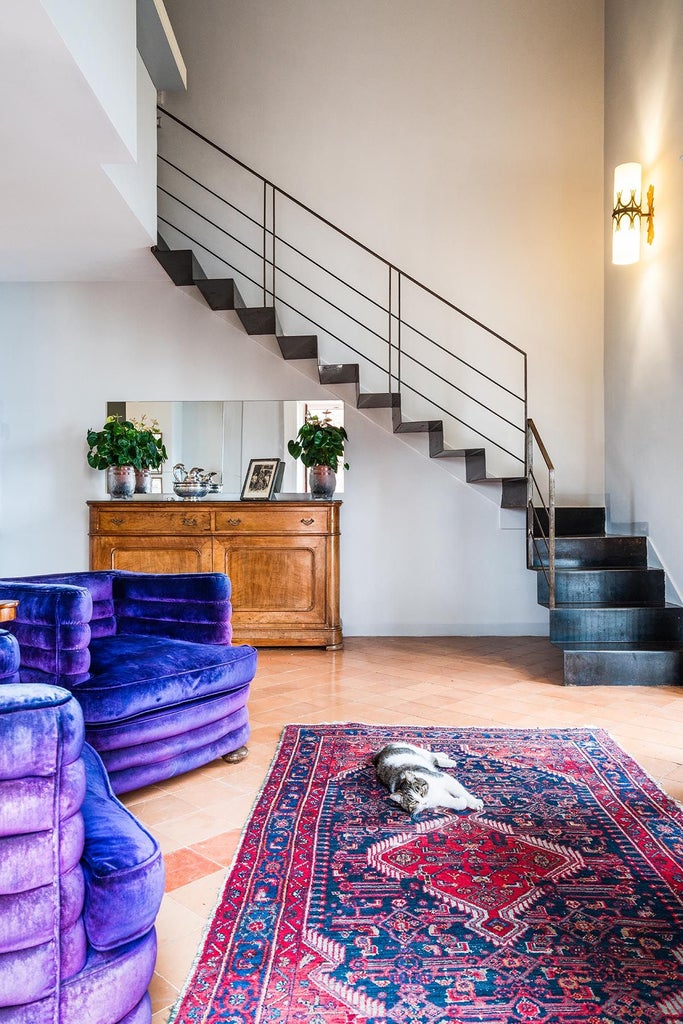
86;416;168;471
287;414;349;472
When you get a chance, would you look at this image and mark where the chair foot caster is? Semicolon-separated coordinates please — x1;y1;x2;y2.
222;745;249;765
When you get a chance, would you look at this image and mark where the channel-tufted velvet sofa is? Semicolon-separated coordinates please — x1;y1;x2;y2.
0;571;258;794
0;670;165;1024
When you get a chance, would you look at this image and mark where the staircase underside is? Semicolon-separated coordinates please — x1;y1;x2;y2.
152;241;682;688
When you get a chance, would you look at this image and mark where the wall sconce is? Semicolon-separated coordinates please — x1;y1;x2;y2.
612;162;655;265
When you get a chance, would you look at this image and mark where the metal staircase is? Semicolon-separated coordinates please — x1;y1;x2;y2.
152;109;682;688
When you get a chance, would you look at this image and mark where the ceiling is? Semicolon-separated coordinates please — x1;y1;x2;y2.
0;1;170;282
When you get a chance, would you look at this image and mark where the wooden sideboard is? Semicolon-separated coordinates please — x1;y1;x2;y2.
88;498;342;649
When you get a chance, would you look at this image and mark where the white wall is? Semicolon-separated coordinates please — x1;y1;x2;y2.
163;0;605;503
41;0;138;159
0;280;546;635
604;0;683;595
103;55;159;241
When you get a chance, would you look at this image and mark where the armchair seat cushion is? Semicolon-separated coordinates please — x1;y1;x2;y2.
73;634;256;723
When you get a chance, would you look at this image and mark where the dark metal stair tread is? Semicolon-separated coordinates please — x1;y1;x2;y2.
357;392;400;408
551;535;646;542
549;601;667;609
553;601;682;611
276;335;318;359
558;641;683;652
431;448;477;459
551;567;655;572
394;420;444;433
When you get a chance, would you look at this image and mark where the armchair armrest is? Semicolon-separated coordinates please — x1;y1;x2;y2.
0;581;92;684
112;571;233;645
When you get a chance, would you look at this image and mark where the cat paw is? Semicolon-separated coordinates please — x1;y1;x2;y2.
468;798;484;811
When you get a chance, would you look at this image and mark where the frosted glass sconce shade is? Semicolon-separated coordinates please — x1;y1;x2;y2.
612;162;655;265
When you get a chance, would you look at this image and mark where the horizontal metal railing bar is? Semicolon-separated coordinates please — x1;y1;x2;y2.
159;156;263;230
160;160;392;319
159;189;390;345
272;231;389;316
158;187;263;261
397;346;524;433
393;381;524;462
400;319;525;403
162;160;527;411
159;215;525;464
158;105;527;358
160;193;524;434
158;218;390;378
160;194;397;356
157;216;265;293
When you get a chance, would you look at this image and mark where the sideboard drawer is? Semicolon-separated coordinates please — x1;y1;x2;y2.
214;507;332;534
94;508;212;534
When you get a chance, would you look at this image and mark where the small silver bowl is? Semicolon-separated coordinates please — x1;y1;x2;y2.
173;481;208;501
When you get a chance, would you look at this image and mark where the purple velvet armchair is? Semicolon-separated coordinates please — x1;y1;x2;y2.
0;571;258;794
0;673;164;1024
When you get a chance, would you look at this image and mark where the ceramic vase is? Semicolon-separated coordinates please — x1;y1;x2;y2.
309;465;336;499
135;469;152;494
107;465;136;499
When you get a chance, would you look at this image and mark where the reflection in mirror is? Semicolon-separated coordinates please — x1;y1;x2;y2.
108;400;345;495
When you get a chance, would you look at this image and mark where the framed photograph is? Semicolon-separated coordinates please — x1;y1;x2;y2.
240;458;281;501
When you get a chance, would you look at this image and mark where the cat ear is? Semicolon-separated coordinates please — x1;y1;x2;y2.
389;793;403;804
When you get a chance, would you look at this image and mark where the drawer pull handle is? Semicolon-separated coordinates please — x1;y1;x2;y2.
182;516;198;527
301;517;315;526
228;518;242;526
111;517;124;526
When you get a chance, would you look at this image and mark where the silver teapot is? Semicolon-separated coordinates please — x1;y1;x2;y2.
173;463;208;500
172;464;222;499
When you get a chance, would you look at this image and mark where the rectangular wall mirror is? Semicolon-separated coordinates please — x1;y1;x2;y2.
107;400;345;495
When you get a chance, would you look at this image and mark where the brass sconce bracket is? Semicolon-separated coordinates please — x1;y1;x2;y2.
612;183;655;245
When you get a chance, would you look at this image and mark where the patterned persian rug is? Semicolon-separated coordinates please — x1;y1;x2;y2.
169;724;683;1024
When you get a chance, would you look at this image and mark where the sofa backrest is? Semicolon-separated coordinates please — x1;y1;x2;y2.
12;572;118;639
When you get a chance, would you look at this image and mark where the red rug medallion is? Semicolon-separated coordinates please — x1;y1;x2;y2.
169;725;683;1024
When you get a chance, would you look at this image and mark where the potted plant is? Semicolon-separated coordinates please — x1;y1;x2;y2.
287;413;348;498
86;416;167;498
129;416;167;493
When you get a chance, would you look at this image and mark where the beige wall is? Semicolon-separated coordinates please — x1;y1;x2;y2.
604;0;683;595
163;0;606;503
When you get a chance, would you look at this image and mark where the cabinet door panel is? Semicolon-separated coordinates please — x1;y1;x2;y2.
214;537;326;624
91;537;213;574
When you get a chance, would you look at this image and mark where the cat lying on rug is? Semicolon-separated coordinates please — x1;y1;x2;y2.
373;742;484;815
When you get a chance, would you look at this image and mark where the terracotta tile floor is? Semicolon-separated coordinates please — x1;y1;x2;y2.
119;636;683;1024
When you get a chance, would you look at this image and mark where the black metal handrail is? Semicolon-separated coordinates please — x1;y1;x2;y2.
526;419;556;608
157;106;528;467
